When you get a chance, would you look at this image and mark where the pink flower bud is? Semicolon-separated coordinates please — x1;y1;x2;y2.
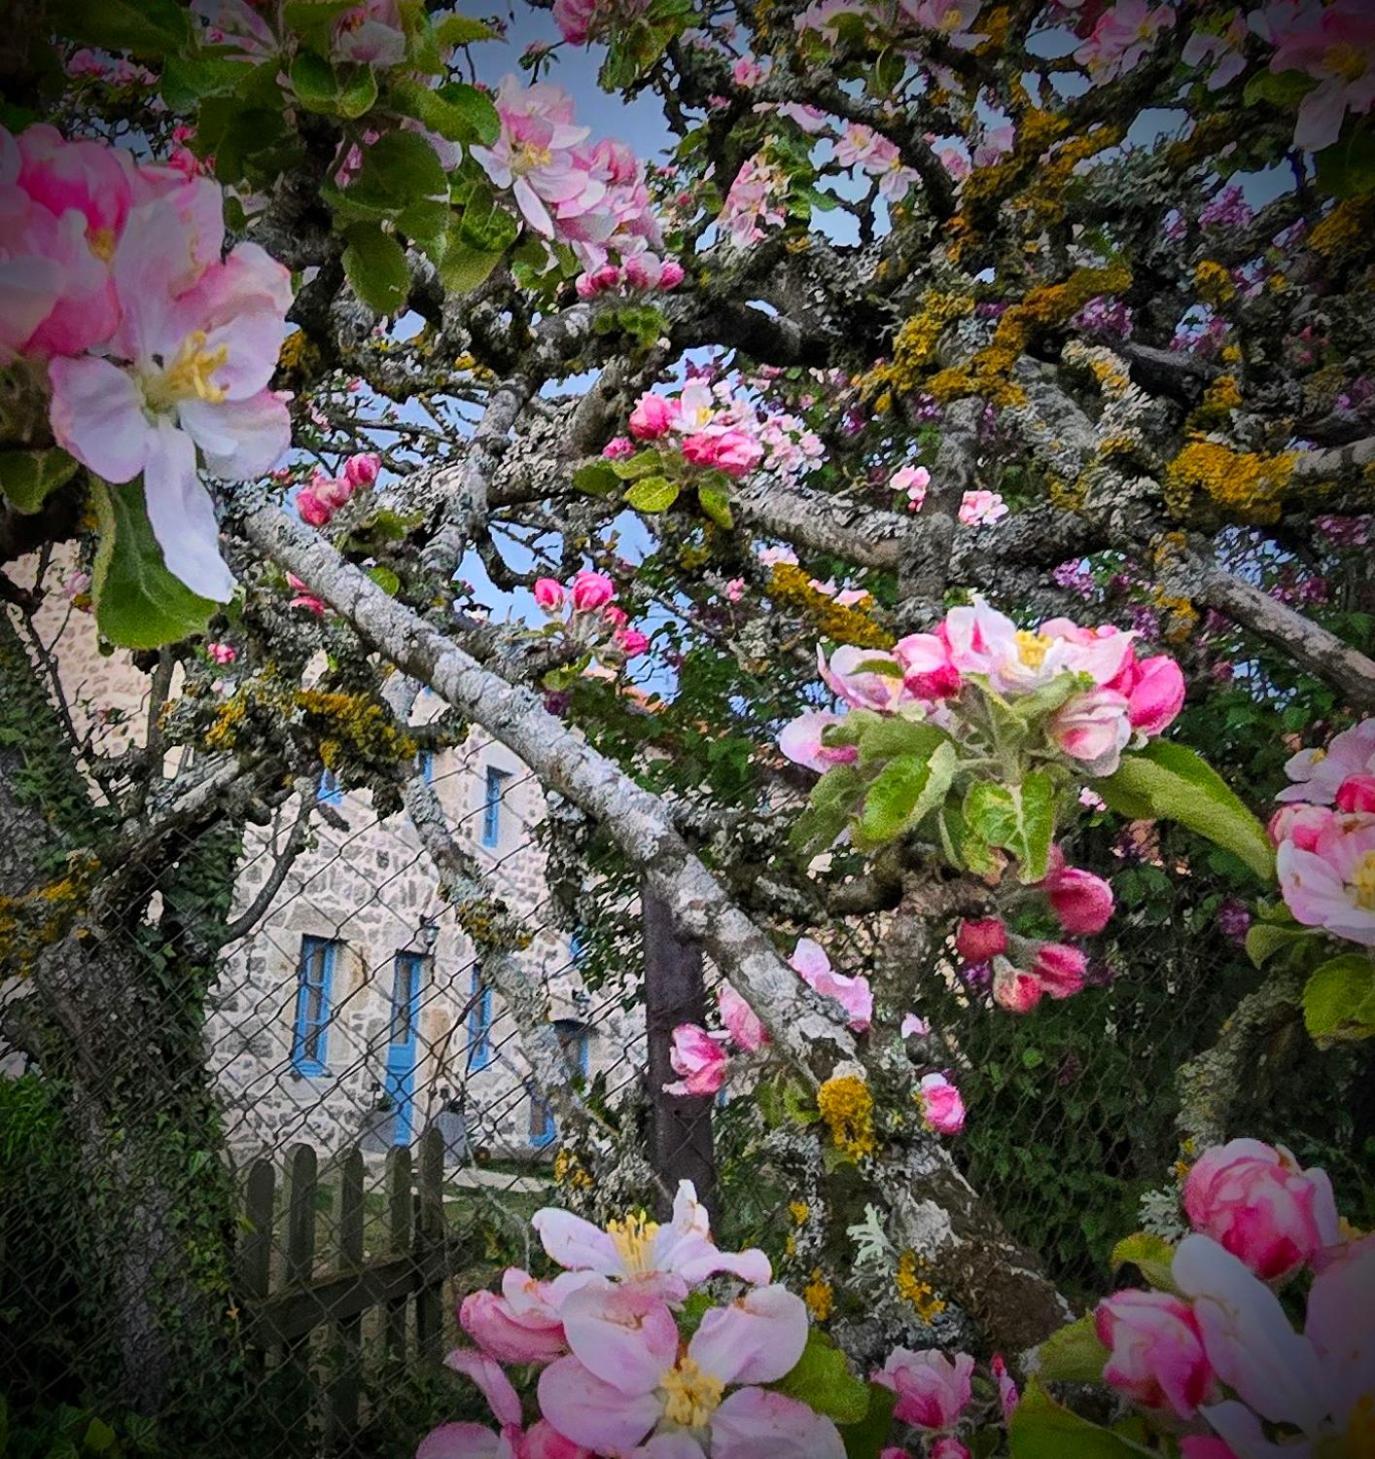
623;253;659;290
917;1073;965;1135
991;1354;1019;1422
602;604;628;629
614;627;650;659
344;452;380;489
993;960;1043;1013
1127;654;1186;735
1336;774;1375;812
719;985;768;1051
569;570;614;613
601;436;634;459
956;918;1007;962
1182;1138;1339;1281
658;259;685;290
533;578;566;614
628;392;677;440
931;1443;971;1459
1094;1289;1216;1419
207;642;237;666
663;1023;729;1096
296;488;333;527
575;272;600;300
1050;688;1133;777
872;1349;974;1431
1043;863;1115;936
1032;942;1087;999
894;631;961;700
1267;802;1333;850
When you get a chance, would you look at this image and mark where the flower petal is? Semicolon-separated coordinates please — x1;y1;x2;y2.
559;1282;679;1394
47;356;150;484
178;391;290;480
532;1207;622;1277
444;1347;523;1429
142;418;237;602
537;1355;662;1455
709;1387;846;1459
415;1423;506;1459
689;1285;808;1387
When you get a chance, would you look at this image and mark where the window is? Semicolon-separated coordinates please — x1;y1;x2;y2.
418;749;436;784
291;936;338;1075
319;768;343;806
481;766;510;848
390;951;424;1045
529;1024;589;1147
468;969;494;1070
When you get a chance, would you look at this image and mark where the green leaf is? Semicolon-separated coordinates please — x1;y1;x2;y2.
1010;1380;1150;1459
283;0;360;34
160;53;248;111
791;763;866;861
366;564;400;596
289;51;342;113
1242;68;1316;109
344;129;449;218
0;448;78;514
1110;1232;1178;1292
572;460;622;496
342;224;411;314
83;1417;116;1453
1315;122;1375;201
392;78;498;143
769;1330;870;1423
453;183;520;254
624;475;680;513
435;12;498;46
1037;1315;1110;1384
336;64;380;119
963;771;1056;882
1303;954;1375;1047
697;482;734;528
1245;918;1319;969
1094;740;1274;883
840;1382;897;1459
91;479;217;650
439;239;504;293
50;0;191;56
609;450;665;481
855;715;949;767
855;741;958;849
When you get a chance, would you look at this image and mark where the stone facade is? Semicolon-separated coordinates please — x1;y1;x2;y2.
5;561;647;1163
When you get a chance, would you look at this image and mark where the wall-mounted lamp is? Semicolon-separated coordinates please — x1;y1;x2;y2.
571;988;591;1015
417;917;440;954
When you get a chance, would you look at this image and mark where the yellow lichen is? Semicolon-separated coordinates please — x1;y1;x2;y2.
766;563;893;649
1194;260;1236;307
803;1268;834;1322
895;1249;947;1323
789;1200;810;1225
553;1148;594;1190
1164;438;1298;524
817;1074;876;1160
1310;197;1375;259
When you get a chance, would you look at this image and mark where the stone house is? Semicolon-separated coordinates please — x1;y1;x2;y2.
5;565;647;1164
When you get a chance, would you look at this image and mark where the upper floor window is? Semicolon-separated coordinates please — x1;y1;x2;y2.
319;768;344;806
468;968;494;1071
417;749;436;784
481;766;510;848
291;935;338;1075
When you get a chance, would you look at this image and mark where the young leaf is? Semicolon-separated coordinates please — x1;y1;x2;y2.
791;763;867;861
289;51;342;113
434;13;498;46
855;716;949;767
624;476;680;513
768;1330;870;1423
1010;1380;1149;1459
855;741;958;848
697;483;734;528
0;448;78;514
1110;1231;1178;1292
1303;954;1375;1046
91;479;217;649
342;224;411;314
839;1382;897;1459
572;460;621;496
440;240;504;293
1094;740;1274;883
963;771;1056;882
1036;1315;1110;1384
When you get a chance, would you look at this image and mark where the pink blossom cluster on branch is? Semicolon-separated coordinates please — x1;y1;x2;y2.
418;1180;850;1458
1;122;292;599
295;453;381;528
1092;1139;1368;1457
533;570;650;666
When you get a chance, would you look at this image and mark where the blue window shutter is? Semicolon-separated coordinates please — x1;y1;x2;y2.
418;750;435;784
468;969;493;1070
319;768;343;806
291;936;335;1075
481;766;509;847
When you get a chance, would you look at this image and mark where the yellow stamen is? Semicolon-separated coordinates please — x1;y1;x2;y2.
606;1210;660;1275
660;1357;724;1429
1016;629;1052;668
1345;1392;1375;1456
1326;42;1368;83
513;142;553;174
88;227;116;262
151;330;229;407
1353;852;1375;912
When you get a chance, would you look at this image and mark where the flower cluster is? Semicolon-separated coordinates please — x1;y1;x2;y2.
419;1180;850;1458
1090;1139;1367;1458
886;467;1009;527
296;454;381;528
533;570;650;667
1272;717;1375;946
473;76;667;277
625;378;824;484
2;123;292;600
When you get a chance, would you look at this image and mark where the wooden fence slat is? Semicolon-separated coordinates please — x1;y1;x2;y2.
238;1159;276;1365
327;1147;365;1452
284;1144;318;1425
384;1145;412;1362
414;1128;445;1365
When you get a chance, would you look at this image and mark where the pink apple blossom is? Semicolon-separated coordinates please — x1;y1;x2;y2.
872;1347;974;1430
817;644;908;714
1040;850;1115;935
1182;12;1247;90
1337;775;1375;812
1268;801;1333;850
1266;0;1375;152
719;985;768;1052
552;0;597;44
48;174;291;600
790;937;873;1032
956;919;1008;962
900;0;987;47
286;574;326;616
778;710;860;775
1277;809;1375;946
901;1012;931;1039
531;1179;770;1297
1050;688;1133;776
958;489;1008;526
891;464;930;510
613;626;650;659
930;1443;971;1459
206;641;237;666
602;435;635;458
1031;942;1088;999
296;487;332;527
1094;1289;1217;1420
629;391;678;439
1125;654;1186;734
537;1281;839;1458
1074;0;1176;82
460;1269;568;1365
1183;1139;1340;1282
664;1025;730;1097
993;960;1044;1014
534;578;566;614
893;631;961;700
991;1353;1019;1421
344;451;380;489
331;0;406;65
917;1073;966;1135
1277;718;1375;803
569;570;615;613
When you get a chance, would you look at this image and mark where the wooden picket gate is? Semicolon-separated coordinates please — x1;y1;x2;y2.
235;1126;468;1451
